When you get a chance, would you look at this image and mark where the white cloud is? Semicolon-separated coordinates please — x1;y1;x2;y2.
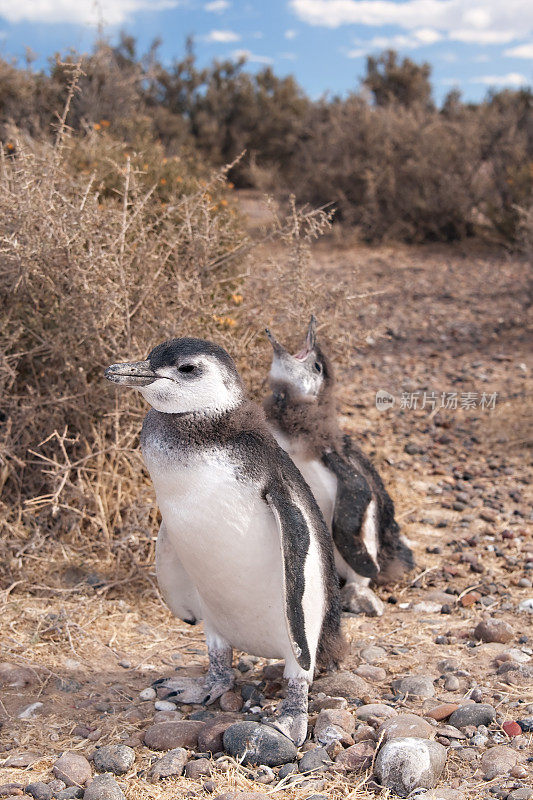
285;28;298;39
290;0;533;48
347;27;442;56
232;48;274;64
0;0;180;25
471;72;529;85
204;29;241;43
505;43;533;58
205;0;230;11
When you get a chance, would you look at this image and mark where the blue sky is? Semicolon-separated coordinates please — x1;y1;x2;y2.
0;0;531;105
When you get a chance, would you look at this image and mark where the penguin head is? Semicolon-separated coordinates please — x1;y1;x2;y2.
105;338;244;415
265;316;333;403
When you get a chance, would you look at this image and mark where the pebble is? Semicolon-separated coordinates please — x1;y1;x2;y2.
309;694;347;712
312;672;369;699
435;724;466;740
56;790;83;800
518;599;533;613
17;703;43;720
83;774;125;800
154;700;177;712
143;720;204;750
219;691;243;712
53;753;92;787
251;766;275;784
139;687;156;701
153;710;183;723
0;786;22;798
444;675;461;691
185;758;212;779
378;714;435;742
354;665;386;682
474;619;514;644
223;722;297;766
502;721;522;737
359;645;387;663
517;717;533;732
480;745;519;779
198;714;242;752
392;675;436;698
314;708;355;745
448;704;496;728
333;741;374;772
150;748;188;779
47;782;65;795
3;753;42;769
93;746;134;775
355;704;397;721
425;704;459;721
507;789;533;800
298;747;332;773
374;737;447;797
510;764;529;779
277;763;298;779
411;601;443;614
23;784;51;800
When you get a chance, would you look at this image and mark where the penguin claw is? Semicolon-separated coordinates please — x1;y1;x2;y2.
263;713;308;746
341;583;385;617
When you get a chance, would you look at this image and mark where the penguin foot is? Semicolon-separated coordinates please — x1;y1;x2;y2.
341;583;384;617
264;711;308;746
153;675;233;705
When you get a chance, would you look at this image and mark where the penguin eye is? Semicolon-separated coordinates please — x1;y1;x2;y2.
314;361;322;374
178;364;195;374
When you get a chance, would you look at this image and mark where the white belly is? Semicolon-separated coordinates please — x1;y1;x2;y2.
272;430;337;527
146;450;294;661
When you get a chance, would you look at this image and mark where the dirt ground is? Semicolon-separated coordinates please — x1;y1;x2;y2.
1;215;532;799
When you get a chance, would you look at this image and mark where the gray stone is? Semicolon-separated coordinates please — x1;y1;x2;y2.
184;758;212;779
314;708;355;745
444;675;460;691
448;704;495;729
144;720;204;750
378;713;434;742
479;745;519;779
507;790;533;800
223;722;297;767
53;754;92;788
374;737;447;798
359;646;387;663
354;665;387;682
47;781;66;795
356;704;397;721
298;747;332;773
150;748;188;779
277;763;298;780
392;675;436;698
56;790;83;800
93;746;134;776
24;783;51;800
312;672;369;700
83;775;125;800
474;619;514;644
4;753;42;768
138;687;156;701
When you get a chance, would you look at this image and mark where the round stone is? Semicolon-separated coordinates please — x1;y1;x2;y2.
83;774;125;800
473;619;514;644
184;758;212;779
356;704;398;721
378;714;435;742
144;720;205;750
333;741;375;772
24;783;51;800
392;675;436;698
375;737;447;797
312;672;370;699
223;722;298;767
53;753;92;787
139;687;156;701
150;749;188;779
448;704;495;729
480;745;520;779
297;747;332;773
93;746;135;776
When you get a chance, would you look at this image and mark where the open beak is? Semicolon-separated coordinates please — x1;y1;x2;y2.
265;328;288;357
104;360;156;387
266;315;318;361
293;315;317;361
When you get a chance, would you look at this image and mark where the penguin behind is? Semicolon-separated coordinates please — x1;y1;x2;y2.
105;337;344;745
264;317;414;617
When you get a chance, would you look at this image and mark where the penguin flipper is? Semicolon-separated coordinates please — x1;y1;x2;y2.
265;486;313;672
322;448;379;579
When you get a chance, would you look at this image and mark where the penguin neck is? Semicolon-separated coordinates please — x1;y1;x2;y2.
264;385;342;456
145;398;269;448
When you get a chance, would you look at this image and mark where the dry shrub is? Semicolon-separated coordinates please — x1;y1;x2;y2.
0;79;335;592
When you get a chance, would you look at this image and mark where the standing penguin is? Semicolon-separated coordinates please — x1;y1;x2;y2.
105;337;344;745
264;317;414;617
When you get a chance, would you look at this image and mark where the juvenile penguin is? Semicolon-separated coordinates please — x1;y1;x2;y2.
264;317;414;617
105;337;344;745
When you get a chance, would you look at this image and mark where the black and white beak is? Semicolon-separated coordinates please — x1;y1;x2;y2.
104;360;156;387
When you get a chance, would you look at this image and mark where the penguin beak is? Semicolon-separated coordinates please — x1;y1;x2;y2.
265;328;288;357
104;360;156;387
293;315;317;361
